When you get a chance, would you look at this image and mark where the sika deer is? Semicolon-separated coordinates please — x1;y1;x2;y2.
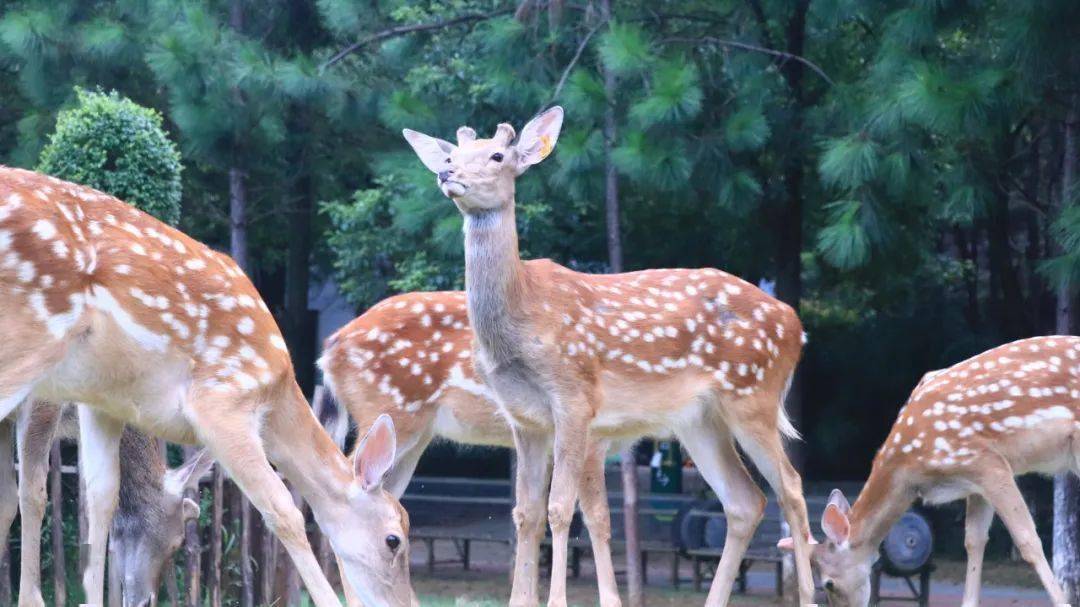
780;335;1080;606
403;108;816;606
319;290;622;605
109;428;213;607
0;167;414;607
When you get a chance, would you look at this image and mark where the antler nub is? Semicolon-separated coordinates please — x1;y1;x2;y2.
456;126;477;145
494;123;516;145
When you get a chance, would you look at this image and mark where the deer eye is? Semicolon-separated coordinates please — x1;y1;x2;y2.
385;534;401;552
445;158;450;163
490;153;504;162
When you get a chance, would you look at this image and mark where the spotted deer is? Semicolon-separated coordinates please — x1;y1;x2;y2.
0;402;212;607
403;107;817;607
780;335;1080;607
0;166;415;607
319;290;623;605
109;427;214;607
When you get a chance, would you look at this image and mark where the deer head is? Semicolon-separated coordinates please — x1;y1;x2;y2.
779;488;873;607
328;414;415;607
111;449;213;607
403;106;564;213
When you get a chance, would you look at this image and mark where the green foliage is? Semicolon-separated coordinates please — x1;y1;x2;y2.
597;22;654;76
37;87;182;224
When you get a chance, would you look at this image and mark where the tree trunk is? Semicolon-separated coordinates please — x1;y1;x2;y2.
241;499;254;607
182;446;203;607
774;4;809;601
599;1;642;604
284;118;315;394
1053;101;1079;605
208;467;224;607
229;168;248;271
50;441;66;607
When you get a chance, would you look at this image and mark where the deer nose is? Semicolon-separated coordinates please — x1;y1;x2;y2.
438;170;452;183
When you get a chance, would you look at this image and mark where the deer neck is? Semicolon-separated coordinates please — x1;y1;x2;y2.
462;203;530;364
847;464;917;558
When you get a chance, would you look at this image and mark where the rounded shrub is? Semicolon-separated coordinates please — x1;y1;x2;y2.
37;87;182;225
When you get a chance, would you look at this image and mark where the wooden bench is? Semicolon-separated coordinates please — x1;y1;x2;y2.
684;496;829;596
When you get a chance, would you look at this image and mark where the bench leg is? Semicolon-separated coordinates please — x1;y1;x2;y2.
775;560;783;597
736;560;748;594
671;552;679;588
693;557;702;592
870;566;881;605
463;539;471;571
426;539;436;574
919;568;930;607
640;549;648;584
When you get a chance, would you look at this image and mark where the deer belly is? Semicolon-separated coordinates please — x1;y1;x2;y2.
34;312;198;443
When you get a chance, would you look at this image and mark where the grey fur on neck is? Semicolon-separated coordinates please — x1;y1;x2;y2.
115;428;166;526
463;206;527;365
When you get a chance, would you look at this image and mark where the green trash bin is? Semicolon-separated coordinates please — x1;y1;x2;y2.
650;440;683;494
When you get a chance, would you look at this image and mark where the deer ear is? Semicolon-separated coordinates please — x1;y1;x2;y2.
827;488;852;514
402;129;456;174
354;414;397;491
515;106;563;174
182;497;201;521
165;449;215;495
822;503;851;545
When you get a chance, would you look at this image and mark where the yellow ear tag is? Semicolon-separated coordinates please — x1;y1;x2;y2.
539;135;553;160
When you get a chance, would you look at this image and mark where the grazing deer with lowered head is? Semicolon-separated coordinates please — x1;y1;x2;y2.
403;108;816;606
110;428;214;607
319;290;624;605
0;402;211;607
780;335;1080;606
0;166;414;607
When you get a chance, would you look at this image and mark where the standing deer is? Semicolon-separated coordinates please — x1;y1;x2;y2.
0;166;415;607
780;335;1080;607
403;107;817;606
1;402;212;607
319;290;623;606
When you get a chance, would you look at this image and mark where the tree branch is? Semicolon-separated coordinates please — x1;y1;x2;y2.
321;8;514;71
665;36;835;86
549;19;606;104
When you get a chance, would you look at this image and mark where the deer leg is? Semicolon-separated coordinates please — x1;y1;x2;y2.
676;415;766;607
734;413;815;606
508;425;551;607
189;400;340;607
577;438;621;607
546;399;592;607
961;494;994;607
17;401;62;607
979;462;1068;605
0;420;16;575
79;405;123;607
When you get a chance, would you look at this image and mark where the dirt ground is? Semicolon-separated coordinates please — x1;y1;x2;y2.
410;539;1055;606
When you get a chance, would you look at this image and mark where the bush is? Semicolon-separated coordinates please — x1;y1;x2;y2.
37;87;182;225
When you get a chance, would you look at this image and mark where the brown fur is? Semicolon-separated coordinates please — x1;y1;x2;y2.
404;108;817;607
0;167;415;607
796;336;1080;607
